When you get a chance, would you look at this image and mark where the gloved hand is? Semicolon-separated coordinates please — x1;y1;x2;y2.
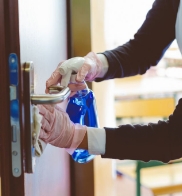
45;52;108;93
37;104;87;154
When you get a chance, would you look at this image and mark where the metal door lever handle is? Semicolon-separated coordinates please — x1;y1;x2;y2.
24;62;71;105
31;86;70;104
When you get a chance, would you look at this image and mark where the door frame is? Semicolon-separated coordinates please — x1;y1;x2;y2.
0;0;25;195
67;1;94;196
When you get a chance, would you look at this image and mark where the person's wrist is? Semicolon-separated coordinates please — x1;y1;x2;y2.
65;124;87;155
96;54;109;78
78;131;88;150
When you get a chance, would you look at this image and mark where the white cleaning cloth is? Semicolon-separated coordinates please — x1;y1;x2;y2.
33;105;47;157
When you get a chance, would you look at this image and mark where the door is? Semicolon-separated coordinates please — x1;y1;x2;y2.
0;0;70;195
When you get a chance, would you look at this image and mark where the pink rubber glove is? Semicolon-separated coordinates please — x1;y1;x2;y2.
45;61;86;94
37;104;87;154
45;52;104;93
76;52;104;82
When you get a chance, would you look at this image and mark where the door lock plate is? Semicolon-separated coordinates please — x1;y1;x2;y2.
9;53;22;177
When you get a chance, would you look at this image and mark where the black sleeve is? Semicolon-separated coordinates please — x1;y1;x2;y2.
96;0;179;82
101;98;182;163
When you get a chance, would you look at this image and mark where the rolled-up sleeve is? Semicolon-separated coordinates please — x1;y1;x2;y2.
87;127;106;155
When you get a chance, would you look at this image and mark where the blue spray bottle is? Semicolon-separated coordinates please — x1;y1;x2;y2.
58;57;99;163
66;83;99;163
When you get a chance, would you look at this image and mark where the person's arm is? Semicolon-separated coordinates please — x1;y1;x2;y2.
79;97;182;163
45;0;179;89
96;0;180;82
101;98;182;163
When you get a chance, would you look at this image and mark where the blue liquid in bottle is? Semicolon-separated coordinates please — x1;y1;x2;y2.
66;89;99;163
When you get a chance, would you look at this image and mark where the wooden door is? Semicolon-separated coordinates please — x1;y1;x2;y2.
0;0;70;195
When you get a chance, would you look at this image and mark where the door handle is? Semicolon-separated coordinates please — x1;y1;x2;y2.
23;61;70;173
31;85;70;104
24;62;71;104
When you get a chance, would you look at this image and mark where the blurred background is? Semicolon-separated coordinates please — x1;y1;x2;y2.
91;0;182;196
